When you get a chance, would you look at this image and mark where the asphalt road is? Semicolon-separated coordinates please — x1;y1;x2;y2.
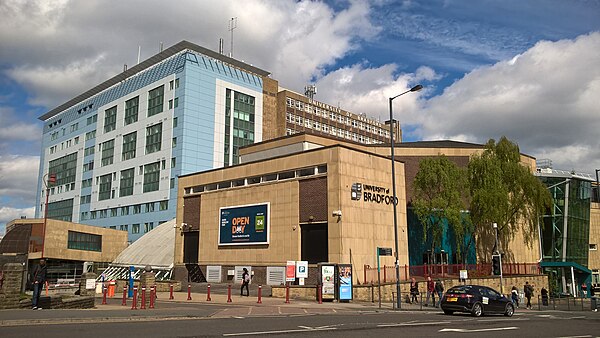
1;301;599;338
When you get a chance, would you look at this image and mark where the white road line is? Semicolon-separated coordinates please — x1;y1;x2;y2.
477;317;529;322
223;327;336;336
378;321;451;327
439;326;519;333
555;335;592;338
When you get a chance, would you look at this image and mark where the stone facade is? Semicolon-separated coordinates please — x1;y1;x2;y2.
0;263;24;309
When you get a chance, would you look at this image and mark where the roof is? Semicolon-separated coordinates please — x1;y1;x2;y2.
39;40;270;121
111;219;175;269
381;140;484;149
540;261;591;274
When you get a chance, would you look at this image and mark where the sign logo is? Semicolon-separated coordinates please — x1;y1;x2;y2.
351;183;398;205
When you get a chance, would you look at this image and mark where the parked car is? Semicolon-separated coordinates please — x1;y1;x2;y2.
441;284;514;317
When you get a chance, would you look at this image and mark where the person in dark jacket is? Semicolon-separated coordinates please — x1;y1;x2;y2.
241;268;250;296
409;277;419;304
31;259;47;310
434;279;444;308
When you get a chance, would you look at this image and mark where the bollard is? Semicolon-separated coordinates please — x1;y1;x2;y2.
257;285;262;304
149;286;155;309
318;284;323;304
206;284;212;301
102;286;107;305
187;284;192;300
122;286;127;306
131;287;138;310
227;284;232;303
285;284;290;304
45;281;49;296
140;287;146;309
169;284;174;300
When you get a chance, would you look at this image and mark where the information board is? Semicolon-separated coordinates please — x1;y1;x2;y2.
219;203;269;245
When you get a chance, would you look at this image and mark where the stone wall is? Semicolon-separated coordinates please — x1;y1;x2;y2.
0;263;24;309
18;295;95;309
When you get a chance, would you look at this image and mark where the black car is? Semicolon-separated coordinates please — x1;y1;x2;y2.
441;285;514;317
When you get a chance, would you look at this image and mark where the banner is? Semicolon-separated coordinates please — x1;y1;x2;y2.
286;261;296;282
338;264;353;301
321;264;336;300
219;203;269;245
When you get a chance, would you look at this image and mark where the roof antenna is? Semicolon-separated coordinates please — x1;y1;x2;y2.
228;17;237;58
304;84;317;100
219;38;224;54
137;45;141;64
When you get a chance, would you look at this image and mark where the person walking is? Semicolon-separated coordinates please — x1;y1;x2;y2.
31;259;47;310
410;277;419;304
511;285;519;308
240;268;250;296
541;287;549;306
434;279;444;308
425;276;435;307
524;281;534;309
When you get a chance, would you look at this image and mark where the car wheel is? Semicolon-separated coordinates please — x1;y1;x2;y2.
504;303;514;317
471;303;483;317
443;310;454;315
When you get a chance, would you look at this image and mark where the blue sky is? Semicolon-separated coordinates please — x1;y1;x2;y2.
0;0;599;235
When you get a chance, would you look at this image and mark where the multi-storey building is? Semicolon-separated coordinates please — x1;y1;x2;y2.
35;41;401;242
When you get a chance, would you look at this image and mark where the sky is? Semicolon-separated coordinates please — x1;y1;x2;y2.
0;0;599;235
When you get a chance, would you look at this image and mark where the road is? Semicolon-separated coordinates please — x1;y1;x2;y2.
1;298;599;337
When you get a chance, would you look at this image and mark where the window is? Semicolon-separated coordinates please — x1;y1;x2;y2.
81;178;92;188
104;106;117;133
119;168;135;197
121;131;137;161
173;117;178;128
144;222;154;233
99;209;107;218
160;200;168;210
132;224;140;234
83;160;94;172
80;212;88;221
124;96;139;125
85;130;96;141
80;195;91;204
143;162;160;192
172;137;177;148
145;202;155;212
170;178;175;189
168;97;179;109
119;224;128;232
145;123;162;154
171;157;176;168
110;208;118;217
70;123;78;132
87;114;97;125
147;85;164;117
133;205;141;214
90;211;97;219
120;206;130;216
48;152;78;187
101;139;115;166
68;231;101;252
98;174;112;201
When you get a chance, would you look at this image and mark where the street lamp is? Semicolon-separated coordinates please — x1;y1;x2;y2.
493;222;503;294
42;173;56;258
389;84;423;310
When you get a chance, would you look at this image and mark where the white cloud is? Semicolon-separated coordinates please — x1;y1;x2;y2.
0;155;40;203
0;107;41;144
416;32;600;174
0;206;36;227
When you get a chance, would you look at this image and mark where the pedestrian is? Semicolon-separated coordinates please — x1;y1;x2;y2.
524;281;534;309
511;285;519;308
541;287;549;306
434;279;444;308
425;276;435;307
410;277;419;304
31;259;47;310
241;268;250;296
582;283;588;298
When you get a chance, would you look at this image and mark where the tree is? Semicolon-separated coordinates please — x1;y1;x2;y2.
412;155;472;261
468;136;552;259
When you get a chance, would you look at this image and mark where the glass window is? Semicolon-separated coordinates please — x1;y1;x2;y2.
104;106;117;133
133;205;141;214
145;123;162;154
122;131;137;161
147;85;164;117
143;162;160;193
68;231;102;252
49;152;78;186
85;130;96;141
119;168;135;197
124;96;139;125
132;223;140;234
144;222;154;233
98;173;112;201
101;139;115;166
87;114;97;125
160;200;168;211
120;206;130;216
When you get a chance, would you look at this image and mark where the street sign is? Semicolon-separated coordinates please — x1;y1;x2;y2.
378;247;393;256
286;261;296;282
296;261;308;278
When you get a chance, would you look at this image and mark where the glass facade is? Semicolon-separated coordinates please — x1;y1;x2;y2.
48;152;78;186
67;230;102;252
224;89;255;166
47;198;74;221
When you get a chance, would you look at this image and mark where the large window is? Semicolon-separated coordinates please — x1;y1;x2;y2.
48;152;78;186
122;131;137;161
145;123;162;154
98;173;112;201
68;231;102;252
143;162;160;193
147;85;164;117
224;90;255;166
104;106;117;133
119;168;135;197
124;96;139;125
47;198;74;222
100;139;115;166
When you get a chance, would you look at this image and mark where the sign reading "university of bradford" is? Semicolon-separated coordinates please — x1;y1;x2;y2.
351;183;398;205
219;203;270;246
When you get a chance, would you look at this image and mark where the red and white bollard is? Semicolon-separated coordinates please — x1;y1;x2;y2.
257;285;262;304
149;286;155;309
285;284;290;304
318;284;323;304
227;284;232;303
140;286;146;309
102;285;107;305
206;284;212;301
122;285;127;306
187;284;192;300
131;286;138;310
169;283;174;300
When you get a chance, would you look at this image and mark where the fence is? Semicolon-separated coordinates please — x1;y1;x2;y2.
362;262;541;285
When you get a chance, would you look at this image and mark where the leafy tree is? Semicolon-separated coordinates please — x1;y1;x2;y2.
412;156;472;259
468;136;552;259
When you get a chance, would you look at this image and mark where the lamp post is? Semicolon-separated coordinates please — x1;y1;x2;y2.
42;173;56;258
493;222;503;294
389;84;423;310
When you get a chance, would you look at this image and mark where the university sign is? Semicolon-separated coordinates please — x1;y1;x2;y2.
351;183;397;205
219;203;270;246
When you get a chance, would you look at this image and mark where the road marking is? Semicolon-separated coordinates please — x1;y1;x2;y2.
477;317;529;322
378;321;451;327
555;335;592;338
223;326;336;336
439;326;519;333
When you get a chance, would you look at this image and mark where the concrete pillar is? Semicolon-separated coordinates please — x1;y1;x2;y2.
79;272;97;297
0;263;25;309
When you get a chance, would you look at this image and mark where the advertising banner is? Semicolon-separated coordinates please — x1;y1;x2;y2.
321;264;336;300
296;261;308;278
338;264;353;301
286;261;296;282
219;203;269;246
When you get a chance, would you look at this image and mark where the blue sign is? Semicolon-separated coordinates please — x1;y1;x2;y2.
219;203;269;245
338;264;353;301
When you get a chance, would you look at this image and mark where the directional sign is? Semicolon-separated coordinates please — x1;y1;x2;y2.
378;247;393;256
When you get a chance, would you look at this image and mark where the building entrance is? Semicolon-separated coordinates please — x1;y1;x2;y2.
183;231;199;264
301;222;328;264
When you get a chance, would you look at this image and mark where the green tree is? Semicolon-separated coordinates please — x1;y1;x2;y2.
413;156;472;259
468;136;552;258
